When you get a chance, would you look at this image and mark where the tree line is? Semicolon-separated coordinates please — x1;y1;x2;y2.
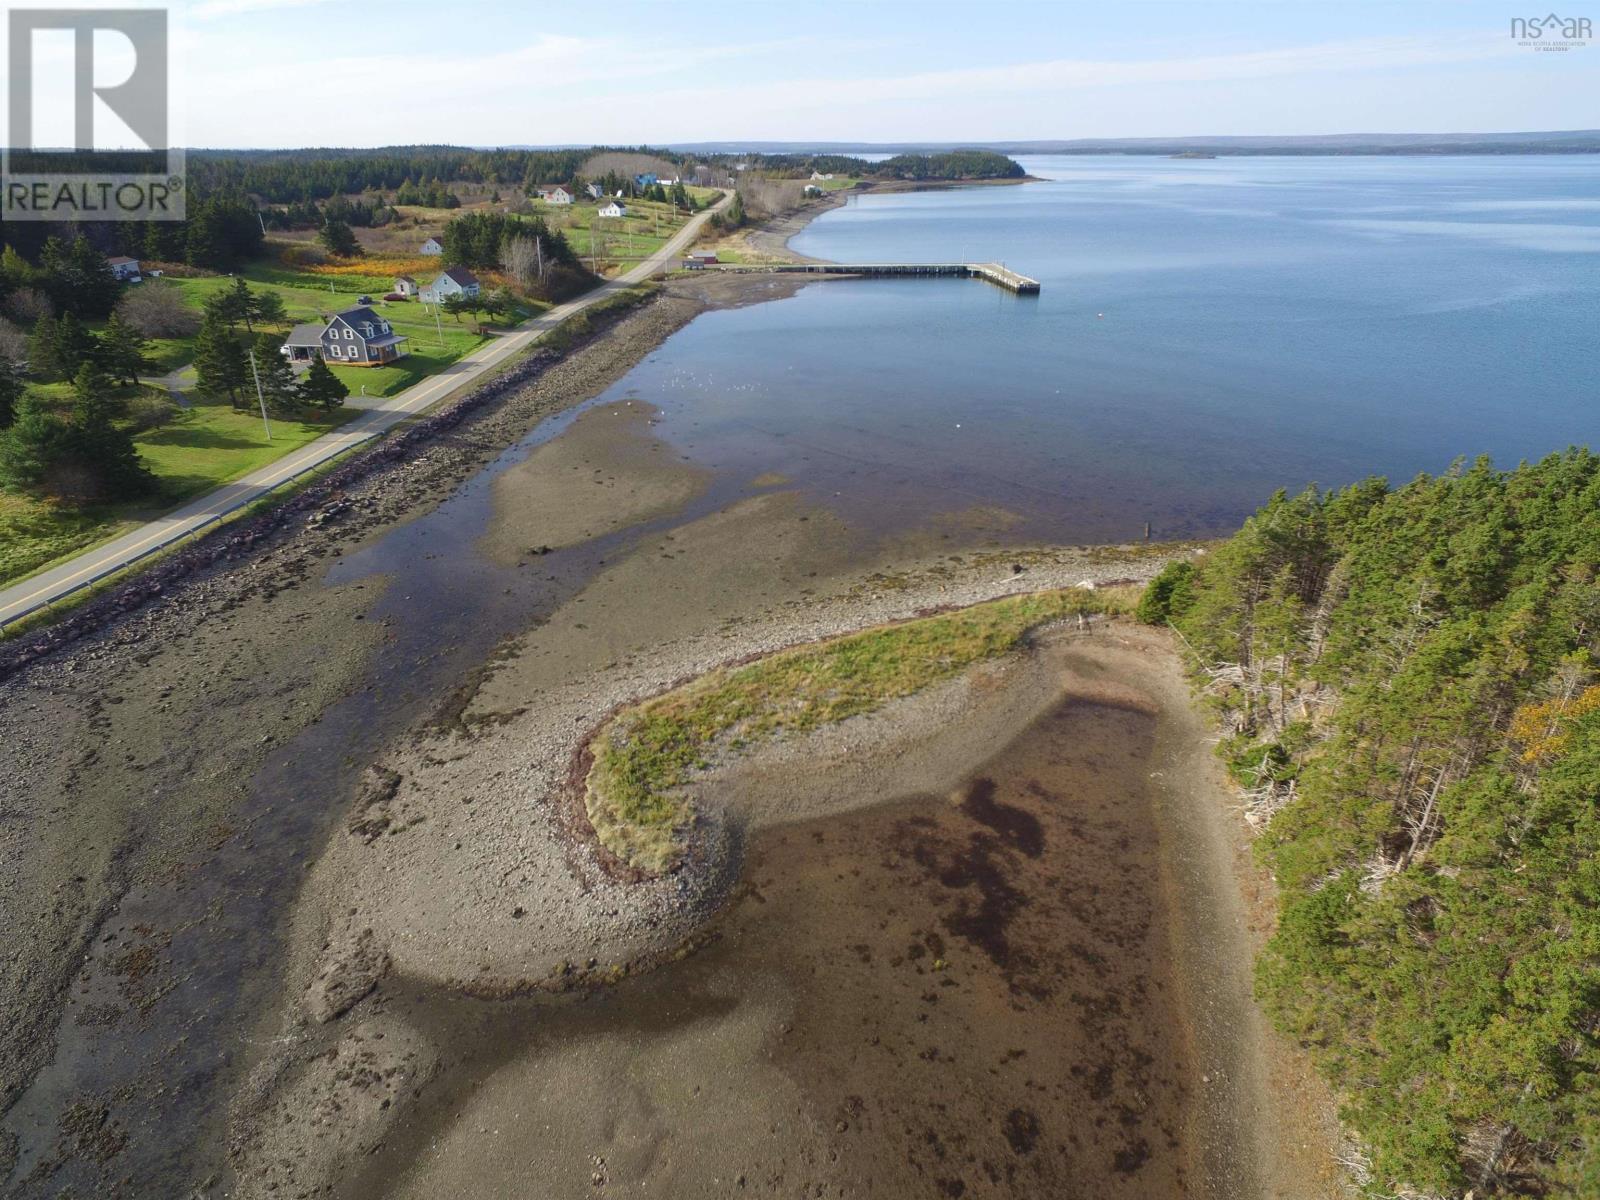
1141;451;1600;1197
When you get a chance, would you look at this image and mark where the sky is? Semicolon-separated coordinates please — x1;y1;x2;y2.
16;0;1600;148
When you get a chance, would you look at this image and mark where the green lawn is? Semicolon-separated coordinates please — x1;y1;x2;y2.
1;389;357;587
164;268;525;398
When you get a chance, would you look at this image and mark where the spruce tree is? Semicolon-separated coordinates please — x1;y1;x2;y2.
26;313;61;379
0;392;69;491
99;313;153;386
67;361;151;500
0;352;22;429
319;219;362;259
193;310;249;407
50;312;97;381
253;289;288;329
251;335;301;413
299;357;349;411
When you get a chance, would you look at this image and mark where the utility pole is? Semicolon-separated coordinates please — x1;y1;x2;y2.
247;349;272;441
434;305;444;349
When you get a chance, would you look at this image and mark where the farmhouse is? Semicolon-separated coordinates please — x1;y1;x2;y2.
320;306;408;366
597;200;628;218
809;171;835;181
419;237;444;256
393;275;418;297
584;182;604;200
421;267;481;303
278;308;408;367
537;186;573;205
107;256;141;282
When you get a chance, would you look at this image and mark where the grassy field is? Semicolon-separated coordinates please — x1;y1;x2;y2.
164;266;533;398
584;586;1139;872
1;392;356;586
536;196;703;275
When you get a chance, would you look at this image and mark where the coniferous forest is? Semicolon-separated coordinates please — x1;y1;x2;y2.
1142;450;1600;1197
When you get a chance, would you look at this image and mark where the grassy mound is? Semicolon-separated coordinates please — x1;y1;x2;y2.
584;585;1135;872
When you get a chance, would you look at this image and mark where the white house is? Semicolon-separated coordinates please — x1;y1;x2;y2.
537;186;573;205
597;200;627;218
421;266;481;304
584;182;604;200
419;237;444;256
107;256;141;282
393;275;418;297
809;171;834;181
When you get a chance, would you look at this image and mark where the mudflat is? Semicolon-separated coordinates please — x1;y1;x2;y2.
2;264;1339;1199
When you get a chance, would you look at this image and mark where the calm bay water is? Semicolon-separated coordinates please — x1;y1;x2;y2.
606;155;1600;541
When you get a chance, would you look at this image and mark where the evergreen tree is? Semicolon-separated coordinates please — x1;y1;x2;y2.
253;289;288;328
319;218;362;258
226;276;258;332
250;335;301;412
29;311;98;381
0;352;21;429
0;392;69;491
65;361;152;500
26;313;61;379
98;313;153;386
1161;450;1600;1195
298;356;349;411
193;309;249;407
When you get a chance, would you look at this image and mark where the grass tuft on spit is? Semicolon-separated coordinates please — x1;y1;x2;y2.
584;585;1138;872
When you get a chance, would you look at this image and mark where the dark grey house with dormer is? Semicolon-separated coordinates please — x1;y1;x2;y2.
319;306;408;367
279;306;408;368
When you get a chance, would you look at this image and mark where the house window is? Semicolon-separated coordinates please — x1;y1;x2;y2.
344;329;353;339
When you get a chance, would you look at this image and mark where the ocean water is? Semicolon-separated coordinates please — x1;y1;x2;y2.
602;154;1600;542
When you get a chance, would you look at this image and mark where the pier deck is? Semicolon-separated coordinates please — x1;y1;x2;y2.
704;261;1041;294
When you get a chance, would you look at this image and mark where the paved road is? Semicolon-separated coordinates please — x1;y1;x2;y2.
0;194;727;628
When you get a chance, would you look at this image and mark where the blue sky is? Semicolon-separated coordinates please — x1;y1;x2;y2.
155;0;1598;146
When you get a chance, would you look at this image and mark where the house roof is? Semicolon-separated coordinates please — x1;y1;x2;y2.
438;267;479;286
107;256;138;266
421;237;443;246
330;305;385;329
395;275;416;283
365;333;407;349
284;322;325;347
